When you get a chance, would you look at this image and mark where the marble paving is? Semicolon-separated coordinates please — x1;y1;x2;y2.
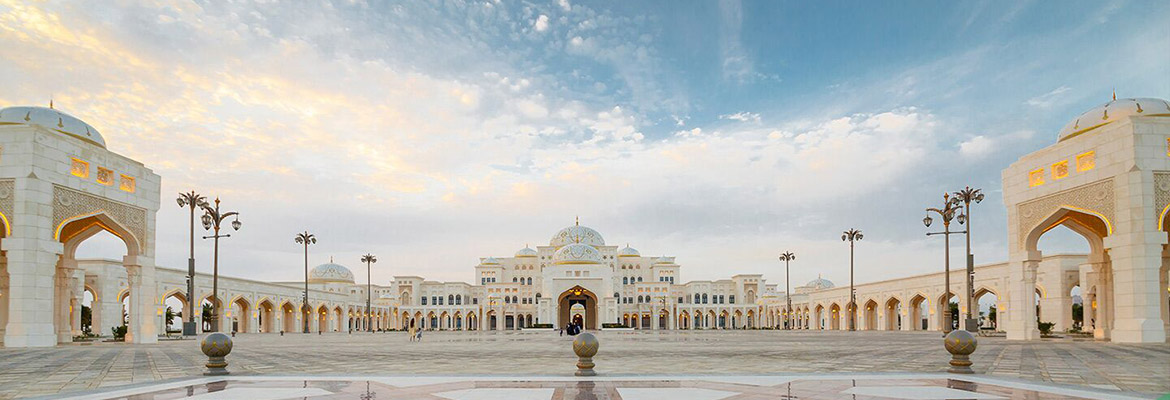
0;330;1167;399
44;375;1158;400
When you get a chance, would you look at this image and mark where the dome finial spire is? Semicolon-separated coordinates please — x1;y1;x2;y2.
330;256;333;263
49;97;53;109
1112;88;1116;101
575;215;579;226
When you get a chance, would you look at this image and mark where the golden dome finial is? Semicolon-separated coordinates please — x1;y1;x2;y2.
49;98;53;109
575;216;579;226
1112;89;1116;101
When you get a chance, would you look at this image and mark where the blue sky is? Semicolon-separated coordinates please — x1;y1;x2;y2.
1;0;1167;287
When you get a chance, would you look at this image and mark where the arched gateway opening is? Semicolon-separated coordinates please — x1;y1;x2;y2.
558;286;597;330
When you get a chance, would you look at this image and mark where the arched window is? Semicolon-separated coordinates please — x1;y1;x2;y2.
527;277;532;285
536;293;542;299
505;297;511;304
637;276;643;282
512;296;518;304
694;294;700;303
455;295;462;305
702;294;708;304
513;277;518;283
448;294;454;304
614;292;620;298
623;277;628;285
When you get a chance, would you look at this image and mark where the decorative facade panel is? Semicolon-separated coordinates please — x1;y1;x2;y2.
0;178;13;233
1017;178;1115;247
51;185;147;251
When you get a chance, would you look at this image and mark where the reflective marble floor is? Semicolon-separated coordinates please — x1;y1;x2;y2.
48;375;1157;400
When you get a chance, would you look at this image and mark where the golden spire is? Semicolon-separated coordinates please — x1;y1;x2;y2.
1112;88;1116;101
575;216;579;226
49;98;53;109
330;256;333;263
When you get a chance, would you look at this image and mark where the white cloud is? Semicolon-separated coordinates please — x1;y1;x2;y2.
534;15;549;32
719;111;760;123
558;0;572;12
1026;85;1072;108
958;135;995;158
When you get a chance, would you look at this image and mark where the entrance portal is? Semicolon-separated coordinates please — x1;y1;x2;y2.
558;286;597;330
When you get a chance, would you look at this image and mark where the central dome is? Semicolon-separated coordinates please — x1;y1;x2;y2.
805;276;834;290
550;223;605;248
0;106;107;148
553;243;602;265
309;262;355;284
1058;97;1170;142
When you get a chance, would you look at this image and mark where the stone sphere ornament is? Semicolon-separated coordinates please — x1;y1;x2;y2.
201;332;233;376
944;329;977;374
572;332;599;376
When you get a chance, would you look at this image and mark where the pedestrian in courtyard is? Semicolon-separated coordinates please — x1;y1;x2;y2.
416;327;423;342
408;324;416;342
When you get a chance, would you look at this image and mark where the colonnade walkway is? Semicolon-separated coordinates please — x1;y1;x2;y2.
0;330;1166;399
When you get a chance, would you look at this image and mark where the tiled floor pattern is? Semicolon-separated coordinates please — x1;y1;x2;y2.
1;330;1167;399
52;377;1154;400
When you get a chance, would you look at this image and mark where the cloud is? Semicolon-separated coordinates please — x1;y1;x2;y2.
719;111;760;123
558;0;572;12
1026;86;1072;108
534;14;549;32
958;135;995;158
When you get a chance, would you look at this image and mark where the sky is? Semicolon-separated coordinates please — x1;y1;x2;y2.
1;0;1168;289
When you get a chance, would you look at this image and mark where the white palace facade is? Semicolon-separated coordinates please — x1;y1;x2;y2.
1;96;1168;347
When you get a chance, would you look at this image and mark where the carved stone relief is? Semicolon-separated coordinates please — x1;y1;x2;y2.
1153;172;1170;228
0;179;13;232
1017;178;1115;247
51;185;147;251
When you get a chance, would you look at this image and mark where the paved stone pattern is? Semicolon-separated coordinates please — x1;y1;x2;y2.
0;331;1166;399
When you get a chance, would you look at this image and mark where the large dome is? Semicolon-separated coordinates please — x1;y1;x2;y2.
550;223;605;248
1058;97;1170;142
0;106;106;148
552;243;602;265
617;245;640;257
309;262;355;284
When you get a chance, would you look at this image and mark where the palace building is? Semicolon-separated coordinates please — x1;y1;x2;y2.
1;96;1168;347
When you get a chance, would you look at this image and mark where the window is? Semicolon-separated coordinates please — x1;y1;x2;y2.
1029;168;1045;187
637;276;642;282
614;292;620;298
1076;151;1095;172
119;174;135;192
702;294;708;304
729;295;736;304
694;294;700;303
512;296;518;304
678;297;684;304
1051;160;1069;180
623;277;628;285
96;167;114;185
70;158;89;178
438;297;444;305
505;297;511;304
456;295;462;305
422;297;428;305
448;295;454;304
472;298;479;305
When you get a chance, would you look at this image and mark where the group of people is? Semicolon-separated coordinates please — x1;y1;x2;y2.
560;323;583;336
407;323;423;342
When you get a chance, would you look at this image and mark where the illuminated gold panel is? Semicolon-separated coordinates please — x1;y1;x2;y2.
1076;151;1095;172
1051;160;1069;180
1029;168;1045;187
70;158;89;178
119;175;136;193
96;167;114;185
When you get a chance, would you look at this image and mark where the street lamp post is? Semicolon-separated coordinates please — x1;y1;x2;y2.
841;229;863;331
924;193;966;334
779;252;795;330
361;253;377;332
176;191;206;336
295;231;316;334
200;198;241;333
952;186;984;332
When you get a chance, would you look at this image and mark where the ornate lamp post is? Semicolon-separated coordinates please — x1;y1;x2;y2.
176;191;207;336
361;253;377;332
841;229;863;331
952;186;984;332
779;252;795;330
924;193;966;334
295;231;316;333
200;198;241;333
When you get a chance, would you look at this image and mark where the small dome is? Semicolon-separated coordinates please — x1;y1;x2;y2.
617;245;640;257
0;106;106;148
653;256;674;265
550;223;605;248
515;246;538;258
309;263;355;284
481;256;501;265
1058;97;1170;142
553;243;602;265
805;275;834;290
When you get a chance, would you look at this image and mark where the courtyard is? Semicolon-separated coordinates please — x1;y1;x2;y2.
0;330;1166;399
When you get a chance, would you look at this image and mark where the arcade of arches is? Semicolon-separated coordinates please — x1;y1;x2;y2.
3;98;1170;347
